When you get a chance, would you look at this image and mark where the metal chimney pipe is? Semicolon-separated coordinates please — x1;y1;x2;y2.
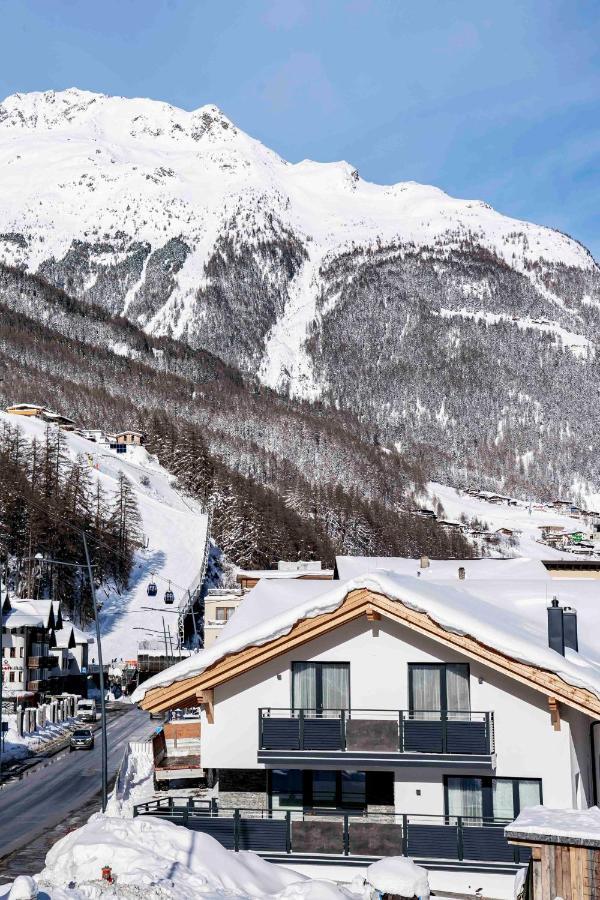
563;607;579;652
547;597;565;656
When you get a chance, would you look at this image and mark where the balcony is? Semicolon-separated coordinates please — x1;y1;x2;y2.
258;709;495;768
27;656;56;668
133;800;526;872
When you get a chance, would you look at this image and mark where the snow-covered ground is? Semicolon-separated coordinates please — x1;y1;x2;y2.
2;713;80;764
427;481;595;559
0;411;208;661
0;811;441;899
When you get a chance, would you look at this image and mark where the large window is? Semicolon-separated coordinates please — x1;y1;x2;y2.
270;770;394;812
292;662;350;714
445;776;542;823
408;663;470;719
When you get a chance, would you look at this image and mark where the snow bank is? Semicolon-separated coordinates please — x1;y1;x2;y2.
34;814;354;898
133;568;600;705
105;739;155;818
366;857;430;898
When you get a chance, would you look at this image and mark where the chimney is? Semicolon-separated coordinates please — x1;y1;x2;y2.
420;556;430;569
563;607;579;652
547;597;565;656
458;566;466;581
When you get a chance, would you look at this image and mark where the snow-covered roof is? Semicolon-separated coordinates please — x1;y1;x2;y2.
133;560;600;705
236;569;334;580
335;555;547;582
8;598;53;628
505;805;600;848
53;625;75;650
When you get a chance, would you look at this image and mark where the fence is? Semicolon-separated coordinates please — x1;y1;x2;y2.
133;800;528;866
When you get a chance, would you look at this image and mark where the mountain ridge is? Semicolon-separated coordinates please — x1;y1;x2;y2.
1;87;599;499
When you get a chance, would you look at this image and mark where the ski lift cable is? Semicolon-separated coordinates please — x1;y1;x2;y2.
5;486;194;594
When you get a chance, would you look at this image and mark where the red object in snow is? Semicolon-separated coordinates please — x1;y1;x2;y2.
101;866;113;883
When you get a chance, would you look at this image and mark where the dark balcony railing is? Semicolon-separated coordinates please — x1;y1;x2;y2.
27;656;56;668
133;800;526;867
259;708;495;756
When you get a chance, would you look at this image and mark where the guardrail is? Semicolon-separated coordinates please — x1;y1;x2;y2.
259;708;495;756
133;801;526;866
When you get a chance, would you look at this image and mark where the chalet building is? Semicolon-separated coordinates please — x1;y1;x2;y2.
204;588;244;648
1;597;62;695
50;623;92;694
5;403;46;416
236;560;334;592
115;430;144;446
39;410;77;431
133;556;600;896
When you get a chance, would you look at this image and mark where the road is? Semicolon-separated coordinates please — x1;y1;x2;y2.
0;705;151;861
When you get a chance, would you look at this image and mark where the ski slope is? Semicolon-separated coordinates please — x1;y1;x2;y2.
0;411;208;660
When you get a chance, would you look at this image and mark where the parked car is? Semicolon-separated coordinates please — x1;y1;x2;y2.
70;728;94;751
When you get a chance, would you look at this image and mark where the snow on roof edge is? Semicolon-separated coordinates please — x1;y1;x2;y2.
132;570;600;705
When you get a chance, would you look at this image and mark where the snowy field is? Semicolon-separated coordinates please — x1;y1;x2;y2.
0;412;208;661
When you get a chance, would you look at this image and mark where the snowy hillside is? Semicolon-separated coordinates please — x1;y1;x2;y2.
0;411;208;660
1;87;599;499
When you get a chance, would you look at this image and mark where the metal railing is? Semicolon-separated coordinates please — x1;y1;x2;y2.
133;801;525;865
259;708;495;755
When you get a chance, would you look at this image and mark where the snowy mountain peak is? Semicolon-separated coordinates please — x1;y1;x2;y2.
0;87;239;147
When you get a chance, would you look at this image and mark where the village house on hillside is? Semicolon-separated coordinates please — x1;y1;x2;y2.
133;556;600;897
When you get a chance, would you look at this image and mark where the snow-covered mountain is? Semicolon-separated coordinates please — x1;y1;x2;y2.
1;87;599;498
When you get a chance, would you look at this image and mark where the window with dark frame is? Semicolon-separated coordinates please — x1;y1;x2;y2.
408;662;470;720
291;662;350;714
444;775;542;823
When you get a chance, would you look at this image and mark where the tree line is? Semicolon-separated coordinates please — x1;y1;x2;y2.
0;422;141;623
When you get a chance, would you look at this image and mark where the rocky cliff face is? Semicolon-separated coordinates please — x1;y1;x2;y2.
1;87;599;499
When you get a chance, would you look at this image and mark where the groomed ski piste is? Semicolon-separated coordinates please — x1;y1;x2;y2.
0;410;208;662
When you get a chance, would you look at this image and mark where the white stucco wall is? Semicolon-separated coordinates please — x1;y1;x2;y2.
201;615;590;814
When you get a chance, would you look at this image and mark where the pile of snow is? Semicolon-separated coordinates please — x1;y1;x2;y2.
105;740;155;818
2;713;79;763
0;411;208;660
133;565;600;705
366;856;430;898
505;805;600;847
23;814;356;898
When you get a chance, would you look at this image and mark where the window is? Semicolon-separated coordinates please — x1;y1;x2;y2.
408;663;470;719
270;770;389;812
9;672;14;683
271;769;303;809
445;776;542;823
9;647;16;659
215;607;234;622
292;662;350;714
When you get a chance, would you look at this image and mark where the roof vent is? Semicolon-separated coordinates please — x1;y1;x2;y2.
420;556;430;569
458;566;466;580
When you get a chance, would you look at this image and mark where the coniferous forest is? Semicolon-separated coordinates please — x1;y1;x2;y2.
0;422;141;621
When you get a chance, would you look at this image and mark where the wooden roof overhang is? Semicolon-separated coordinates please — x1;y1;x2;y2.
138;587;600;719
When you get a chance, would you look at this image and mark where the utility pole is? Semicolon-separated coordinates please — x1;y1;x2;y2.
82;532;108;813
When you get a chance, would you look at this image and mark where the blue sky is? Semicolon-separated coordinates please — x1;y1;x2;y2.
2;0;599;258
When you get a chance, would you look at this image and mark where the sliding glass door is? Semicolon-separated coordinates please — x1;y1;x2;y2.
446;776;542;824
409;663;470;720
292;662;350;715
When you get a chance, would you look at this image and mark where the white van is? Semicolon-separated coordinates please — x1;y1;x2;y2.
77;698;97;723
